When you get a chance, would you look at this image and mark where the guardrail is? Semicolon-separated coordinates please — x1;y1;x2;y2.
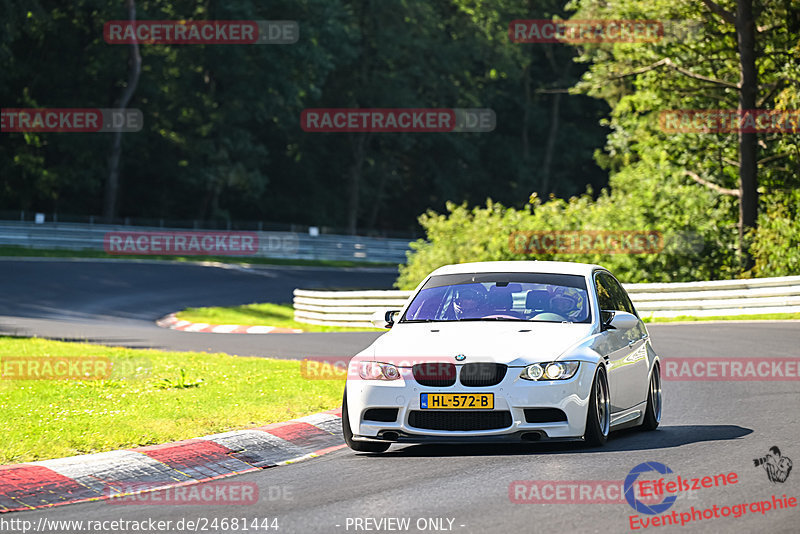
0;221;412;264
293;275;800;327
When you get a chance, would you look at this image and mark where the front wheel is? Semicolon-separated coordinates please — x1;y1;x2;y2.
342;390;391;453
584;366;610;446
640;363;661;431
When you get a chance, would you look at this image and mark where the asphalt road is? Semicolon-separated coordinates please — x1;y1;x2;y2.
0;258;393;357
3;259;800;533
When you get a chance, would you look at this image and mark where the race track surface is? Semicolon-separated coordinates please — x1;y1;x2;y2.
2;259;799;533
0;259;392;357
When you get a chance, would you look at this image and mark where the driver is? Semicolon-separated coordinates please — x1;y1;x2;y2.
549;294;579;319
452;286;487;319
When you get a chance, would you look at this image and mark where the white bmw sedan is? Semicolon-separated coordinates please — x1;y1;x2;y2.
342;261;662;452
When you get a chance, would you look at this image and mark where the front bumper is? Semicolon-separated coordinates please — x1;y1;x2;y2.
346;362;597;442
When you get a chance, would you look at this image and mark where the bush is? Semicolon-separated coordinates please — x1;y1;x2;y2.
396;165;741;289
750;190;800;277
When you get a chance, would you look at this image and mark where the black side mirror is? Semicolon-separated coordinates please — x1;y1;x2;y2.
600;310;616;331
370;309;400;328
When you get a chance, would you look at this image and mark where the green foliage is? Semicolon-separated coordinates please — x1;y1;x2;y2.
396;178;737;289
750;189;800;277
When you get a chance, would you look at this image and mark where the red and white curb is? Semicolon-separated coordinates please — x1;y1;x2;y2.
0;408;343;513
156;313;302;334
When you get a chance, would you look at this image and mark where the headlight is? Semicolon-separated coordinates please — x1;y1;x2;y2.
520;361;579;381
521;363;543;380
358;361;401;381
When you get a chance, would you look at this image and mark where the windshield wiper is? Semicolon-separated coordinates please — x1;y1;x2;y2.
400;319;443;323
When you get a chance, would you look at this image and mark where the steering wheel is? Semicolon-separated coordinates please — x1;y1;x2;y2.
531;312;569;322
483;314;521;320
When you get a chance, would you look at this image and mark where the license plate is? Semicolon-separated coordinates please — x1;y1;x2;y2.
420;393;494;410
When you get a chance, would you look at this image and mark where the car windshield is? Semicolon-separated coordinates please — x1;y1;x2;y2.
401;272;591;323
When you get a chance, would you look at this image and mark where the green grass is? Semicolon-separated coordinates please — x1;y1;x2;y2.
642;312;800;323
0;336;345;464
177;302;386;333
0;245;398;268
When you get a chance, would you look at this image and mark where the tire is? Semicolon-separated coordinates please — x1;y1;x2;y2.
584;365;610;447
342;390;391;453
640;363;662;431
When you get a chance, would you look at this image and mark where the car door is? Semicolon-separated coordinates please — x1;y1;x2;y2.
593;272;628;413
600;272;649;411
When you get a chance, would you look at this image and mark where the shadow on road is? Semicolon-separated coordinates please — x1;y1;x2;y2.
375;424;753;457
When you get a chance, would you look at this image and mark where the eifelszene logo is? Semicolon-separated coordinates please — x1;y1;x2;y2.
624;462;678;515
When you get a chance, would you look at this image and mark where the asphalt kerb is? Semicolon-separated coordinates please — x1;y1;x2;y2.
0;408;344;513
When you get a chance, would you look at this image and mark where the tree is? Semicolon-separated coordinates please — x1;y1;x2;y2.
103;0;141;222
702;0;757;267
568;0;800;268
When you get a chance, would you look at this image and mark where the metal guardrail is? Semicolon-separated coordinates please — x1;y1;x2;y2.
293;275;800;327
0;221;412;264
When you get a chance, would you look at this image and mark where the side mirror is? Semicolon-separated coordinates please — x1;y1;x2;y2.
602;310;639;331
600;310;615;330
371;309;399;329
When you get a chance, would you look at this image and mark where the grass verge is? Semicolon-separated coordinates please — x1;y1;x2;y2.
0;245;398;268
0;336;344;464
176;302;386;333
643;312;800;323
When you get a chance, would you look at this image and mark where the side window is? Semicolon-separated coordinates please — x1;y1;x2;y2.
601;272;638;316
594;273;616;311
616;284;639;317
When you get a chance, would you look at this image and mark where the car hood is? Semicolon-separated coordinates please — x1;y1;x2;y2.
363;321;596;366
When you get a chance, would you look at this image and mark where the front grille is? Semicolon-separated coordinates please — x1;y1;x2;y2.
363;408;399;423
412;363;456;387
459;363;507;387
524;408;568;423
408;410;512;431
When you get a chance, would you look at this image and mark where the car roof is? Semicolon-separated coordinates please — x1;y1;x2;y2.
428;260;605;278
